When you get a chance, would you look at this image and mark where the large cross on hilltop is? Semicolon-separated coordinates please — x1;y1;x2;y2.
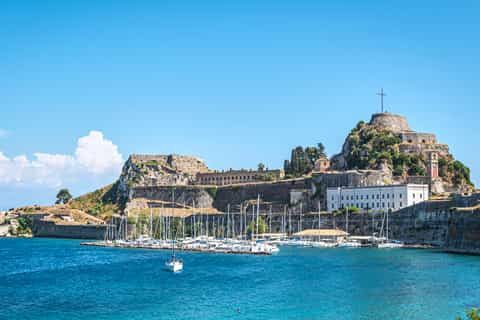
376;88;386;113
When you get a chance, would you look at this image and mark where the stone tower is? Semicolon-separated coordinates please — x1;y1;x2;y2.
427;152;439;179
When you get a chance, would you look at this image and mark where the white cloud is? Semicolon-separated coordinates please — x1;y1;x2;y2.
75;131;123;174
0;131;124;188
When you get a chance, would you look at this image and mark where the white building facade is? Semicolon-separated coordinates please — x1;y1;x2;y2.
326;184;429;213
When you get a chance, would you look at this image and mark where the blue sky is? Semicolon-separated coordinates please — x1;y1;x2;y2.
1;0;479;209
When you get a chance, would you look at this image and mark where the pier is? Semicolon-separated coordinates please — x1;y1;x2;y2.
81;238;278;255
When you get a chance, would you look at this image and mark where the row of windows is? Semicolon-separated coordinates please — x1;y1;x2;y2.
332;202;403;209
337;193;403;201
333;192;423;201
201;175;255;183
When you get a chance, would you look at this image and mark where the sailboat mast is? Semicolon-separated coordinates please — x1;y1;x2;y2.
124;210;128;240
256;194;260;238
227;204;230;239
269;205;272;233
318;201;321;229
149;208;153;238
299;203;302;232
345;207;349;234
386;209;389;240
288;208;292;236
193;200;196;239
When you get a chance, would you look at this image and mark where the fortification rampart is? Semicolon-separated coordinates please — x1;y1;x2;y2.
400;132;437;144
369;113;410;132
31;220;107;240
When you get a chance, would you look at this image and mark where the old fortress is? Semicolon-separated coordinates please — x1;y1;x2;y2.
118;111;467;217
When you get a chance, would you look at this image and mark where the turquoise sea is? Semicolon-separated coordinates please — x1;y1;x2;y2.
1;238;479;320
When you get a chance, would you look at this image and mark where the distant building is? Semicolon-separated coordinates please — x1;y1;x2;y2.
196;169;284;186
314;157;330;172
326;184;429;213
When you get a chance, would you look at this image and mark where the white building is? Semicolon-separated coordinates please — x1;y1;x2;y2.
326;184;429;213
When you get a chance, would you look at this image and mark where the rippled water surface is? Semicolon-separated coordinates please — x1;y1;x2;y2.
1;238;479;320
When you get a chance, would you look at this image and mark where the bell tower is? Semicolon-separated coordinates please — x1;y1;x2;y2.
427;152;439;179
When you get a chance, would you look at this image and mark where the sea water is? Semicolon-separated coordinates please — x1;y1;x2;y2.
0;238;479;320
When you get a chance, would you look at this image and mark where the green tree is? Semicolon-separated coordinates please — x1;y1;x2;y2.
16;216;32;235
257;162;265;171
317;142;327;158
55;188;72;204
246;217;267;237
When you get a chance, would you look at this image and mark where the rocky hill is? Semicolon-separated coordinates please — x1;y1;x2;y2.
330;113;473;193
117;154;209;197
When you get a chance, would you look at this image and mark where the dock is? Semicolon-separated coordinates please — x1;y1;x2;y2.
80;239;276;255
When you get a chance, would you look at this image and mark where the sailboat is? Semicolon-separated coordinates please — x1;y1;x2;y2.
165;190;183;272
165;239;183;272
377;209;403;248
338;207;361;248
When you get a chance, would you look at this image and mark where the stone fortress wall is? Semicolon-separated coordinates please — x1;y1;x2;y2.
400;132;437;144
129;154;210;176
369;113;411;132
31;220;107;240
196;169;284;186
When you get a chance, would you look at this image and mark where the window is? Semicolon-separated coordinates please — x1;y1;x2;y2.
420;194;423;199
400;202;403;207
413;193;415;199
382;203;385;208
392;194;395;199
377;202;380;208
332;196;334;201
382;194;385;199
366;195;369;200
356;195;359;200
377;194;380;199
400;194;402;198
361;195;363;200
387;194;389;199
332;204;334;209
341;196;344;200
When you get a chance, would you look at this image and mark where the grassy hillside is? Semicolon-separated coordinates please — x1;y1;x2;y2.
69;181;125;220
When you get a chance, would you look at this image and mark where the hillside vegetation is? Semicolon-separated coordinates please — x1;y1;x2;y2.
343;121;473;186
69;182;125;220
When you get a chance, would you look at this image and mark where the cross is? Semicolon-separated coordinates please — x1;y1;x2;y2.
376;88;386;113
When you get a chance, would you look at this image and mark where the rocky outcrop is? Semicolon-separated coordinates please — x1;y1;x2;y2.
118;154;210;198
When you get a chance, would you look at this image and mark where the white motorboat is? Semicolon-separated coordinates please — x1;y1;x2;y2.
338;239;362;248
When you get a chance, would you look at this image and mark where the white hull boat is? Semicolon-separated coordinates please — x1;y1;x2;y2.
165;257;183;272
377;241;404;248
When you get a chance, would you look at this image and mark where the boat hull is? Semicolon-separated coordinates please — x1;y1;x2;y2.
165;260;183;272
